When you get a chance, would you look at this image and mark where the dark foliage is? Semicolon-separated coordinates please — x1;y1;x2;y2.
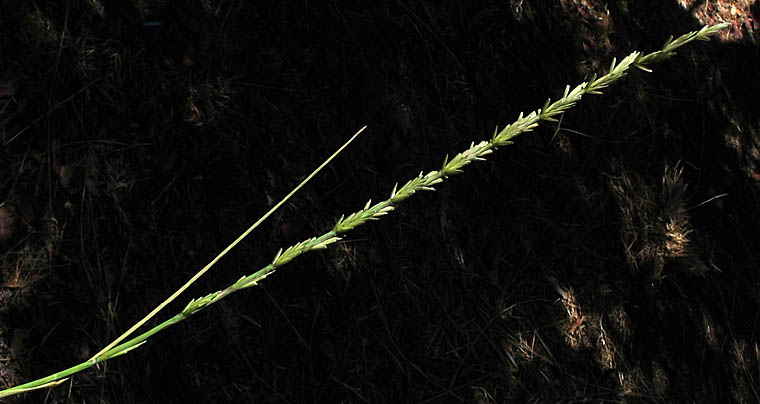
1;0;759;403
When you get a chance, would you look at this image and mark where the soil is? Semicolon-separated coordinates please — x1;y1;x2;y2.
1;0;759;403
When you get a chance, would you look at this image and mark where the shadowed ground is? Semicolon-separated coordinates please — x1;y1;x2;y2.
1;0;759;402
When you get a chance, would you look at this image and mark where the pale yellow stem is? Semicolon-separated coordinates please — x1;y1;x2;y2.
89;126;367;362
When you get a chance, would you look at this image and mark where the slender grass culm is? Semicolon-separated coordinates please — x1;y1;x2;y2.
0;23;729;399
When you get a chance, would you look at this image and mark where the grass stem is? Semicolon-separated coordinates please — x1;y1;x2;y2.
0;23;728;399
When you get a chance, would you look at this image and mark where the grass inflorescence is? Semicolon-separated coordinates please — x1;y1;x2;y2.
0;23;729;399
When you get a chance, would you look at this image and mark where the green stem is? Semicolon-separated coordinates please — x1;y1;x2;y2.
87;126;367;363
0;315;183;397
0;23;728;399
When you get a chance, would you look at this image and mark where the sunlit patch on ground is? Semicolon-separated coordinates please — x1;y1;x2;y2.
700;305;720;350
677;0;758;41
560;0;616;75
552;280;590;350
730;338;760;402
596;317;616;370
719;105;760;183
552;279;619;371
608;304;632;341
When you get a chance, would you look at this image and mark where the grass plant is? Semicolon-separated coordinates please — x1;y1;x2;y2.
0;23;729;399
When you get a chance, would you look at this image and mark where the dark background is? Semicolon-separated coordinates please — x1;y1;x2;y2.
1;0;759;402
